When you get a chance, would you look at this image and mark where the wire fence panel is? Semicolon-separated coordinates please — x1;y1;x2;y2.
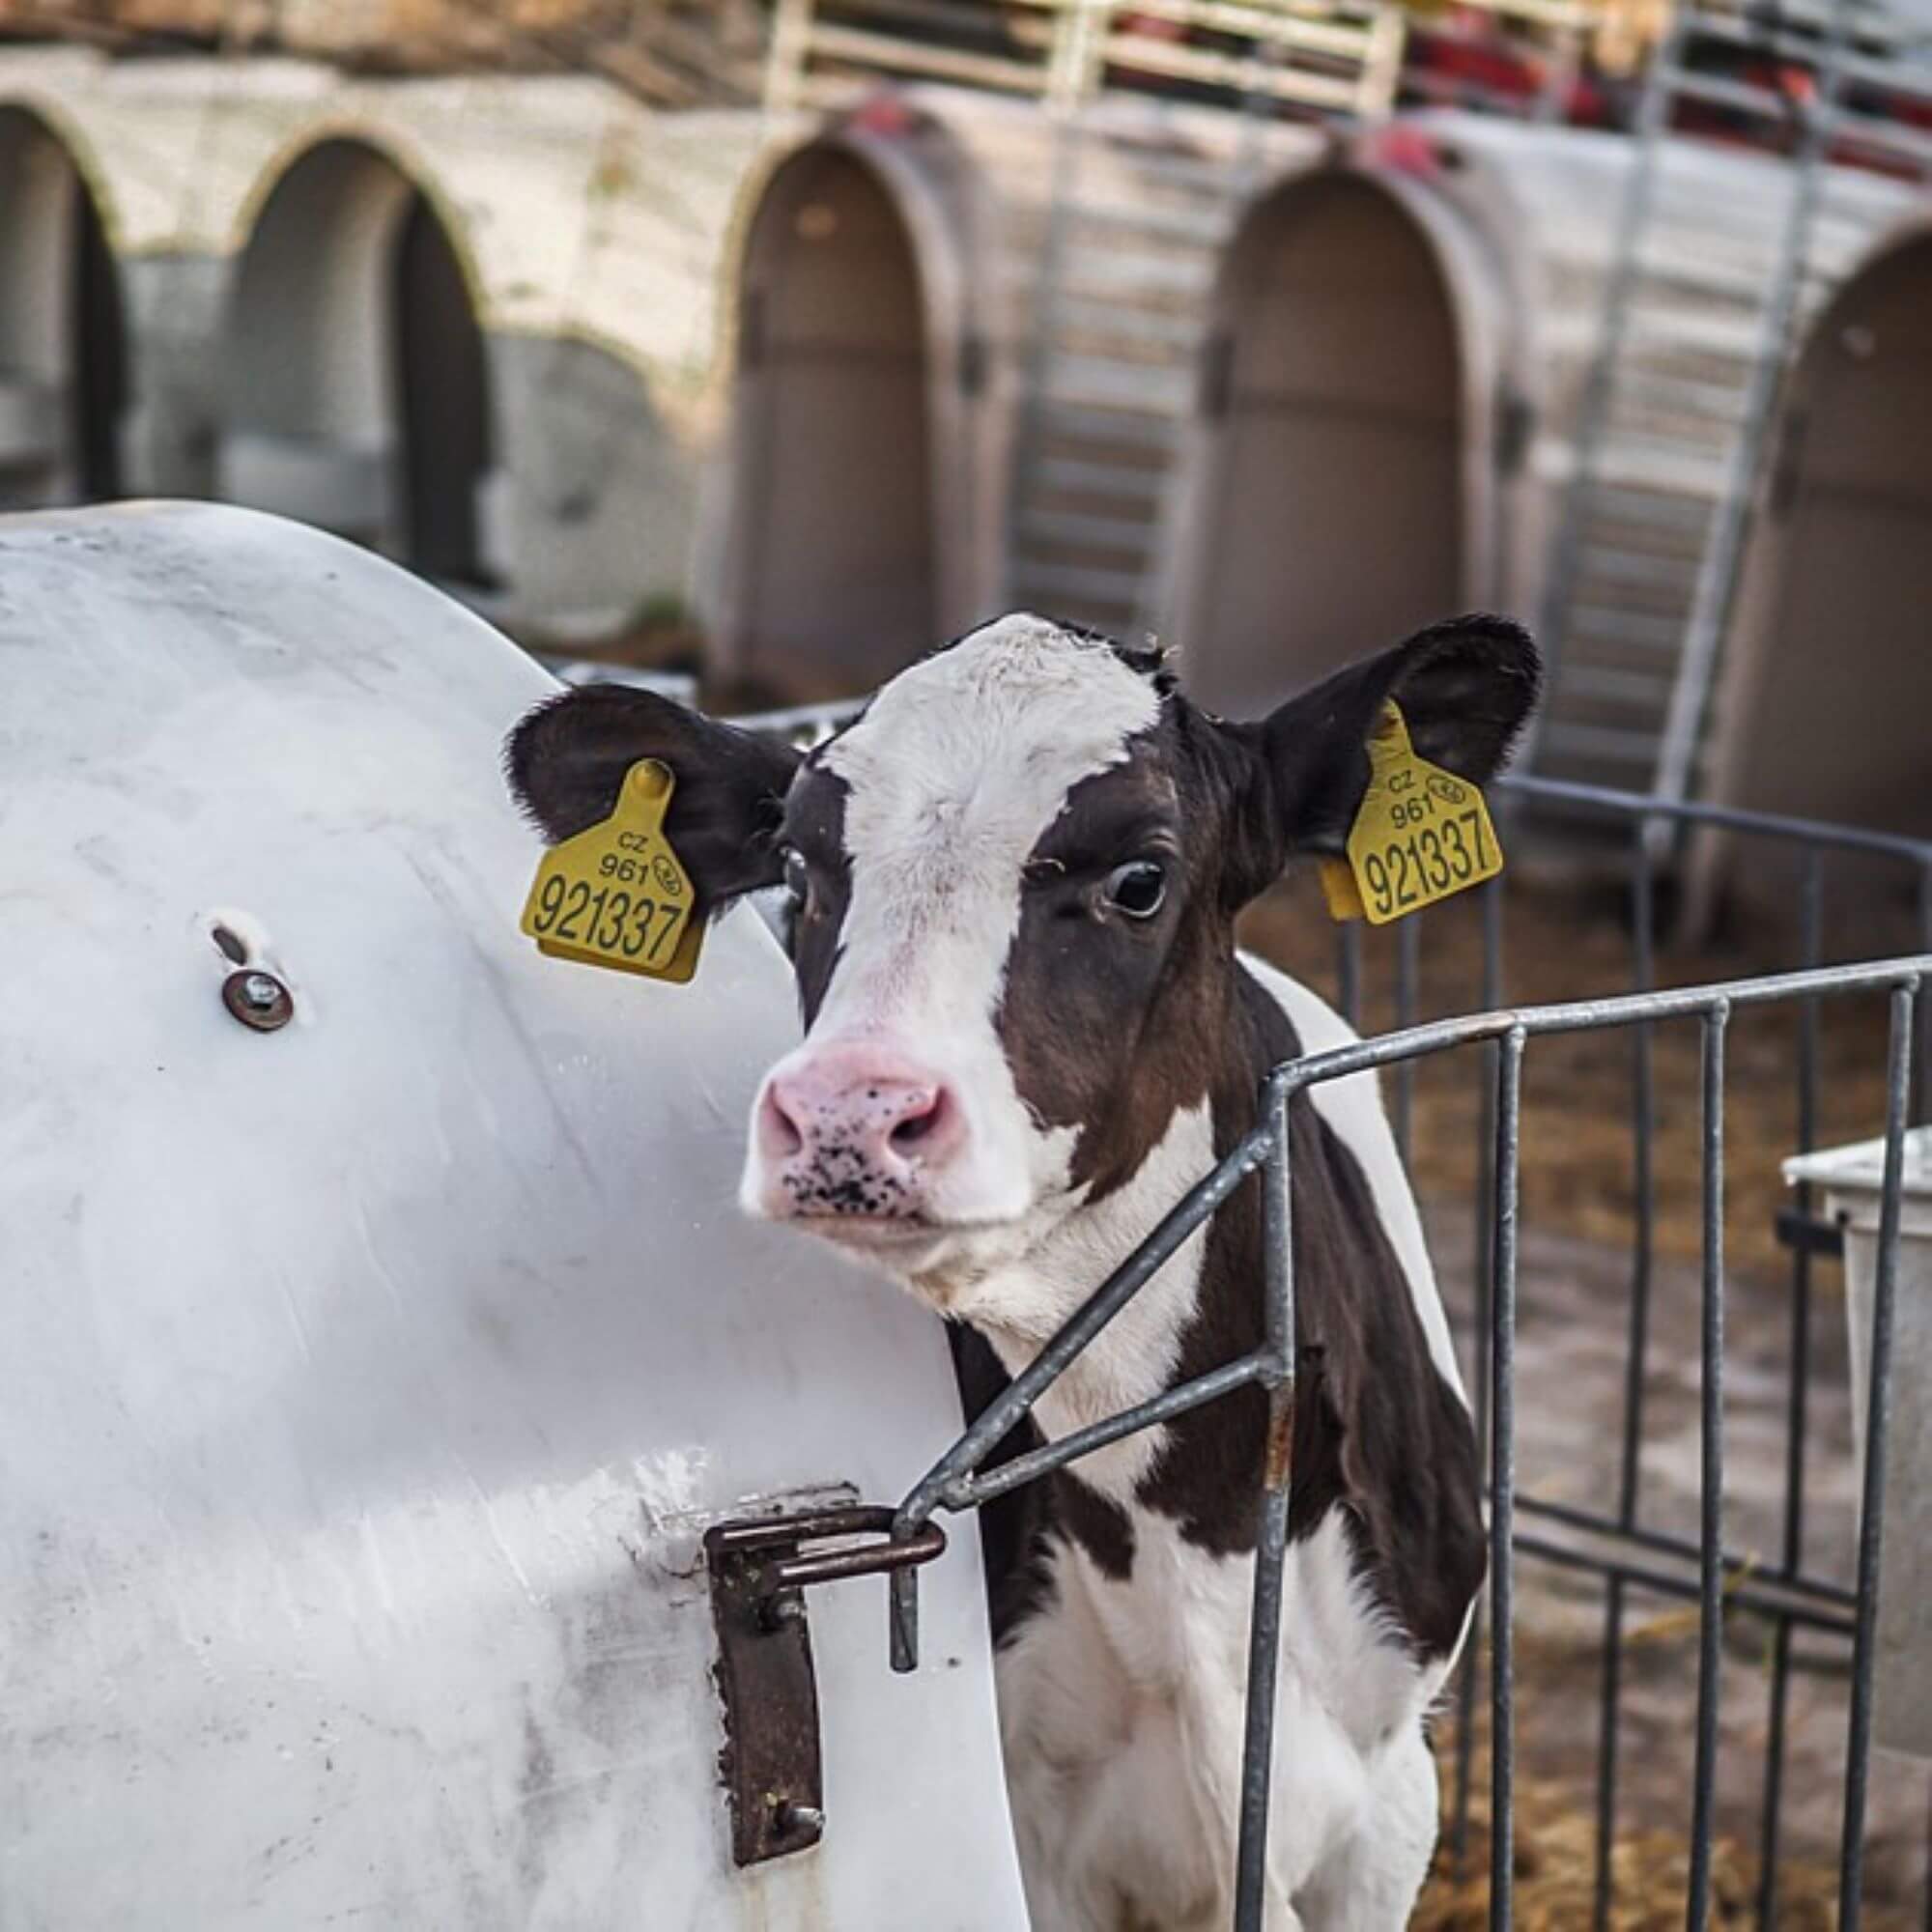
719;691;1932;1926
880;955;1923;1929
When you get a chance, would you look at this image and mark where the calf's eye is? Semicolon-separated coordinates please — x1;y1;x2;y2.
1103;860;1167;920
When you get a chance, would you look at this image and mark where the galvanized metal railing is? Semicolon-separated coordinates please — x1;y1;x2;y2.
722;688;1932;1925
876;956;1923;1931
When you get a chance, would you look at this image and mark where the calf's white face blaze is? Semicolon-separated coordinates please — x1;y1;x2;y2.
739;614;1162;1286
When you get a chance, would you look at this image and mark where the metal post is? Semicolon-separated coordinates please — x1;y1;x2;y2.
1453;877;1506;1865
762;0;813;115
1651;0;1858;816
1916;862;1932;1123
1234;1075;1297;1929
1758;850;1824;1928
1593;823;1659;1927
1522;0;1684;753
1686;1003;1729;1928
1338;922;1363;1031
1840;980;1920;1930
1394;913;1420;1164
1491;1029;1525;1931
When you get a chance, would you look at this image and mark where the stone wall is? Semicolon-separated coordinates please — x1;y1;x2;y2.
0;45;774;633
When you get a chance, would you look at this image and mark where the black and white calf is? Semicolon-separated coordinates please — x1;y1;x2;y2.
507;612;1539;1930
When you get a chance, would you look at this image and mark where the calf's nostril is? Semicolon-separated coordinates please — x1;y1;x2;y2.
762;1085;806;1159
889;1091;945;1151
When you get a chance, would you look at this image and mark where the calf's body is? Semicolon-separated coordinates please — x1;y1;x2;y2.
974;952;1478;1930
506;612;1537;1928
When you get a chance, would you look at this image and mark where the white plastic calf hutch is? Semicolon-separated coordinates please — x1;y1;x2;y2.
704;89;1321;699
1155;115;1916;752
0;502;1026;1930
1705;219;1932;844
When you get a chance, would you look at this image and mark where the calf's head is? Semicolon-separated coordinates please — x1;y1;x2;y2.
507;613;1537;1310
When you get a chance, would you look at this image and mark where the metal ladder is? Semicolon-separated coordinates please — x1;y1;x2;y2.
763;0;1405;639
1531;0;1932;806
1002;0;1405;634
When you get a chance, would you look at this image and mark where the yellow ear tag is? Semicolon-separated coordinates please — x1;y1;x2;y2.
1319;700;1503;925
520;758;703;983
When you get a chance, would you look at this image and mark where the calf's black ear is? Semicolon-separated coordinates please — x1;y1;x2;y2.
504;684;803;914
1222;614;1540;900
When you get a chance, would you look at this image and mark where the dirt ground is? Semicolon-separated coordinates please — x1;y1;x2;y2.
1237;867;1929;1925
1412;1207;1929;1928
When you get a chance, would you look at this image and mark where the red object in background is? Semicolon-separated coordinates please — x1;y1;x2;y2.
1412;27;1539;101
847;93;918;137
1118;11;1186;40
1402;16;1620;128
1360;122;1444;178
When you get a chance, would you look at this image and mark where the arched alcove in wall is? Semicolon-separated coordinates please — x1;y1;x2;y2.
1708;232;1932;840
1170;173;1467;719
719;142;938;697
0;106;128;509
222;137;495;585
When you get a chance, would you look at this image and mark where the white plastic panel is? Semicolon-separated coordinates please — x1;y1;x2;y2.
0;502;1027;1932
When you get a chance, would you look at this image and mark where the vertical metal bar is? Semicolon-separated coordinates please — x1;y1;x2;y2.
1840;980;1919;1932
761;0;813;114
1687;1004;1730;1930
1651;0;1856;814
1394;913;1420;1164
1758;851;1824;1928
1520;2;1683;755
1594;825;1659;1928
1235;1076;1297;1931
1006;7;1094;607
1922;1781;1932;1932
1482;870;1505;1014
1453;878;1506;1865
1916;863;1931;1124
1491;1029;1525;1932
1338;921;1363;1031
888;1564;919;1674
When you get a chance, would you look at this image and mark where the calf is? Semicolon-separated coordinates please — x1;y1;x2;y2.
507;611;1538;1930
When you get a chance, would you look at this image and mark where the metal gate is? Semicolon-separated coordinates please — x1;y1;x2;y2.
719;689;1932;1927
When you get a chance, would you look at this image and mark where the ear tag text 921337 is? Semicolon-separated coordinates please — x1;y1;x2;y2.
1320;700;1503;925
520;758;704;983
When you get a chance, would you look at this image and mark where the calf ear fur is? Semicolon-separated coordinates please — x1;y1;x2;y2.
504;684;802;914
1218;614;1540;902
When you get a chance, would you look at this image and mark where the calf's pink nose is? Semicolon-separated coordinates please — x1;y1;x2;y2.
757;1044;965;1216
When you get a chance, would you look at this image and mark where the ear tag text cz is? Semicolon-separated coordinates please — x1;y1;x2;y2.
1320;701;1503;925
520;758;703;983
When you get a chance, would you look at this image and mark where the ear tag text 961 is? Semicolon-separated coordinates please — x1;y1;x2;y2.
520;758;703;983
1320;701;1503;925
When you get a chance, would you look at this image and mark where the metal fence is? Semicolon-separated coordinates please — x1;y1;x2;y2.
723;689;1932;1927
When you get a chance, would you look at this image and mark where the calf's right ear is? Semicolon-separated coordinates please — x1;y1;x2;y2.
504;685;803;914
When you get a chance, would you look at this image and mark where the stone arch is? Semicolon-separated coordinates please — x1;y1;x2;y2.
0;104;128;509
221;135;496;585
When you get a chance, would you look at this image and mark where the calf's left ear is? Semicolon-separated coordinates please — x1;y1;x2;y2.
504;684;803;914
1224;614;1541;897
